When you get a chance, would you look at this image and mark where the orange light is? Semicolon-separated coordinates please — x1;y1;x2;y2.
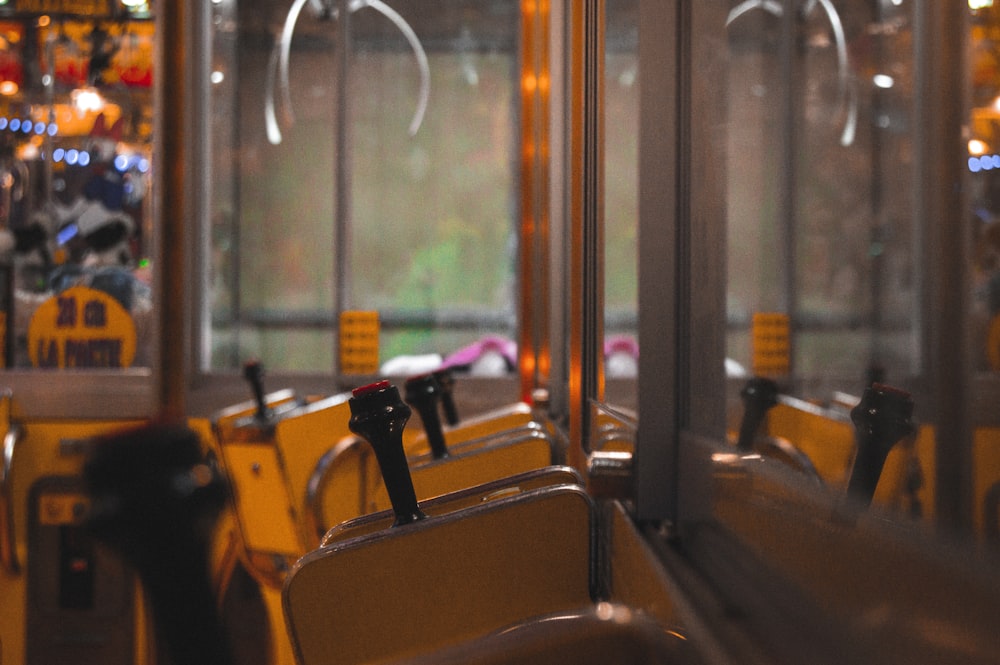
970;139;990;156
0;81;17;96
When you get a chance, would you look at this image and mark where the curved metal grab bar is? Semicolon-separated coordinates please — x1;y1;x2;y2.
726;0;856;146
268;0;430;145
305;426;556;538
0;393;20;575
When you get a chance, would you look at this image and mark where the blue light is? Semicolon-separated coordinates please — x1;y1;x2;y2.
21;120;31;134
47;123;57;136
65;149;79;165
56;223;79;245
0;118;8;131
9;118;20;132
52;148;65;162
78;152;90;167
969;154;1000;172
114;155;130;171
137;158;150;173
33;122;45;135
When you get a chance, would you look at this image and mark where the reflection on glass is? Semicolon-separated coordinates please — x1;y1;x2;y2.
715;0;932;521
726;0;916;396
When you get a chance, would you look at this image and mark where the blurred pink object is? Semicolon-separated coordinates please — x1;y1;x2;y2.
442;335;517;374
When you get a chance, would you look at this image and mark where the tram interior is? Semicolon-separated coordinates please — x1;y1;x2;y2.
1;1;1000;664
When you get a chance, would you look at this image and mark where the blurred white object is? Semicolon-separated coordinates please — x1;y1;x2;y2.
468;351;509;377
380;353;443;376
726;357;749;379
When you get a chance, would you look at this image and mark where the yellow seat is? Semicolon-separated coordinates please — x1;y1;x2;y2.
283;483;594;665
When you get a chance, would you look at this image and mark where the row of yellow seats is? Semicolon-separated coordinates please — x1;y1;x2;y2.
282;380;696;665
205;368;563;580
188;369;570;665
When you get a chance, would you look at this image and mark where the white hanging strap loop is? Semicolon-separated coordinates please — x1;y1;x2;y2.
268;0;430;145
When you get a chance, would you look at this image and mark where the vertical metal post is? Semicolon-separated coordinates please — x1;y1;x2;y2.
334;0;352;377
915;2;972;534
567;0;604;471
158;0;193;419
779;0;798;372
192;0;214;374
519;0;553;403
635;0;680;522
548;0;568;421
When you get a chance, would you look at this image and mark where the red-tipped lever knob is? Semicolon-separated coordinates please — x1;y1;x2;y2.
432;368;460;426
405;373;450;460
848;382;914;507
736;377;779;452
348;381;426;526
243;359;271;422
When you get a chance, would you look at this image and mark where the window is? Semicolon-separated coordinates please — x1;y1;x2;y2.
207;0;521;376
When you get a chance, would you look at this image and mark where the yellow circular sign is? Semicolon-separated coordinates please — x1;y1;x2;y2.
28;285;137;369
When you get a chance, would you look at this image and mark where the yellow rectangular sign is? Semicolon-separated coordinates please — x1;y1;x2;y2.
339;310;380;375
752;311;790;378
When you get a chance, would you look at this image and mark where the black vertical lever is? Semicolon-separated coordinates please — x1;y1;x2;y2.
405;373;450;460
348;381;426;526
83;423;233;665
432;368;460;426
243;359;271;422
736;377;779;452
847;383;914;507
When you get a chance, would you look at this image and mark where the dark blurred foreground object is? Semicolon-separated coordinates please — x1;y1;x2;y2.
83;422;233;665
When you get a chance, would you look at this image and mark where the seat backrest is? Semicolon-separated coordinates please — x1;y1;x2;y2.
272;393;353;547
283;484;594;665
365;430;556;515
322;465;584;545
212;390;305;560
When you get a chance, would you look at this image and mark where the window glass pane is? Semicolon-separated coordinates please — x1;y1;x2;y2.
605;0;639;388
0;5;155;371
209;0;336;372
348;4;518;363
725;0;917;393
970;3;1000;375
208;0;520;374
